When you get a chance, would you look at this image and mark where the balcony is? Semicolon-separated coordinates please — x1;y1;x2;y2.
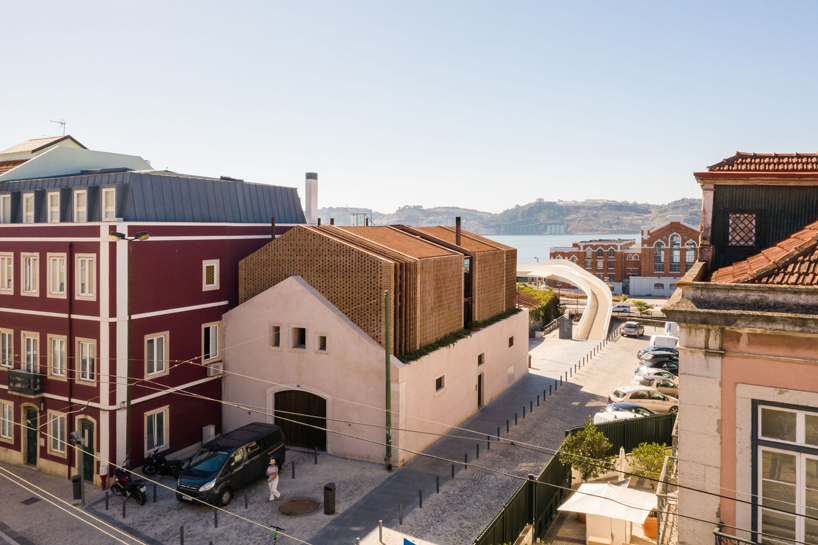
8;370;44;396
714;528;760;545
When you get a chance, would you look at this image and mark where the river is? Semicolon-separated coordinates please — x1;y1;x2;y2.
485;233;639;264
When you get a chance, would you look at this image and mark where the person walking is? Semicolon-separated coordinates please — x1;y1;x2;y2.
267;458;281;502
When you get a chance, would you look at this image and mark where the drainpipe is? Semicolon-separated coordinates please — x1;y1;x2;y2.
384;290;392;471
66;242;74;479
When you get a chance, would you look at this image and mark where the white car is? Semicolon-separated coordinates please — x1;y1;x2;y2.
612;304;631;313
593;403;656;424
631;375;679;398
633;368;676;381
608;386;679;414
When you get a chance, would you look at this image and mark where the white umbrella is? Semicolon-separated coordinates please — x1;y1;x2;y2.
558;482;657;524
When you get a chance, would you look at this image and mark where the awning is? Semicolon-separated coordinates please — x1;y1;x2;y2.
558;482;657;524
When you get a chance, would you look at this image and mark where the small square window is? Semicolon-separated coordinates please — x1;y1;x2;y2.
292;327;306;349
728;212;757;247
477;353;485;366
271;326;281;348
435;375;446;393
317;335;327;352
508;336;514;348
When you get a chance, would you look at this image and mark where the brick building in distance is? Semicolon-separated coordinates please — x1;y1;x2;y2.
224;222;528;467
549;215;699;296
0;136;307;483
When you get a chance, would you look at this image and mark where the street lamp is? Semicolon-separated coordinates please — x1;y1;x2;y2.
108;231;150;467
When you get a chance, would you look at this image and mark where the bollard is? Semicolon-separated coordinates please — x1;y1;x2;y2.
180;526;184;545
497;427;500;440
530;400;533;412
379;520;383;542
122;499;126;519
292;461;295;479
515;413;518;425
400;504;403;525
487;435;491;450
560;376;563;386
523;406;526;419
507;419;510;433
452;463;455;479
476;443;479;460
569;368;572;377
315;447;318;464
436;476;440;493
419;489;423;508
537;394;540;407
465;453;468;469
105;491;109;511
549;385;552;395
214;508;218;528
245;490;248;509
153;483;157;503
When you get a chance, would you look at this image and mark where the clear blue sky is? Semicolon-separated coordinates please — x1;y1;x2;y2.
2;1;817;213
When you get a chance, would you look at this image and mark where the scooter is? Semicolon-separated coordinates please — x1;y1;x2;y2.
111;464;147;505
142;448;185;479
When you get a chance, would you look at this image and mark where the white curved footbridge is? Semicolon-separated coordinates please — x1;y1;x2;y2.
518;260;613;340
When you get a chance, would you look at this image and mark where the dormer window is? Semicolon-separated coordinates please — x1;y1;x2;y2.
23;193;35;224
48;192;60;223
102;188;116;221
0;195;9;224
728;212;757;247
74;191;87;222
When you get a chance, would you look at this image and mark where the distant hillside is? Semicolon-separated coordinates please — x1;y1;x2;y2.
318;198;701;235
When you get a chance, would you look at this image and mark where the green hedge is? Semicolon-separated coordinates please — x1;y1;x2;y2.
517;284;560;323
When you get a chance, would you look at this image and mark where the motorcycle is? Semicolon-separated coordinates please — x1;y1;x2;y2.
111;465;147;505
142;448;185;479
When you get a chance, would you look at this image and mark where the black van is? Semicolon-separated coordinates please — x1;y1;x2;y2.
176;422;285;506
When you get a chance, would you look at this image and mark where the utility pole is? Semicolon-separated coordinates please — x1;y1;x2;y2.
384;290;393;471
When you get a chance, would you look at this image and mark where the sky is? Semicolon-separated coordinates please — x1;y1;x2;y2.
2;1;817;214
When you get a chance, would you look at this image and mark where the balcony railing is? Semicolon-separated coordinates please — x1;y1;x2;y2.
8;370;44;396
714;528;760;545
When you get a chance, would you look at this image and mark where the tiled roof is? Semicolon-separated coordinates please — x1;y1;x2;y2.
337;226;455;259
410;226;500;252
0;160;26;175
710;219;818;285
0;135;86;155
707;152;818;172
516;289;541;309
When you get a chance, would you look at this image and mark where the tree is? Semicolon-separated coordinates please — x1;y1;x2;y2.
630;442;670;480
559;418;615;481
630;299;653;316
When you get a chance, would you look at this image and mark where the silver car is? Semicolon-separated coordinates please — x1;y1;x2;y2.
608;386;679;414
621;321;644;337
632;375;679;398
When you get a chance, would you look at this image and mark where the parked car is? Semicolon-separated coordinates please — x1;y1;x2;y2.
608;386;679;413
633;367;676;381
636;346;678;359
639;352;679;363
621;321;644;337
612;304;632;313
593;403;656;424
636;361;679;376
177;422;285;507
649;334;678;348
632;375;679;398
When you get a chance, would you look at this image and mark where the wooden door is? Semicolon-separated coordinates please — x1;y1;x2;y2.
25;408;38;466
274;391;327;450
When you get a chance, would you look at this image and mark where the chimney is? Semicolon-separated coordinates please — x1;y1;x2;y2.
305;172;318;225
330;218;335;225
317;218;321;226
456;216;462;246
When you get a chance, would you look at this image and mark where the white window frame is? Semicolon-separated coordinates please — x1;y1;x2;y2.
47;253;66;298
0;194;10;224
48;411;67;456
47;192;60;223
48;335;67;378
77;338;96;383
685;241;697;265
22;193;35;224
145;406;169;454
73;190;87;222
203;260;219;291
145;332;169;377
75;254;96;300
0;401;13;442
22;332;38;373
0;253;12;294
202;322;221;363
102;188;116;221
0;329;12;368
21;253;38;296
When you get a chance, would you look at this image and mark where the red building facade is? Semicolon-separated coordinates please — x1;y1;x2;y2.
0;165;305;482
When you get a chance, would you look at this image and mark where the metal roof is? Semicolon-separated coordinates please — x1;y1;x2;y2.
0;170;306;224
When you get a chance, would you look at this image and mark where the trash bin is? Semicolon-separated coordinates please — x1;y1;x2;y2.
324;482;336;515
72;475;82;500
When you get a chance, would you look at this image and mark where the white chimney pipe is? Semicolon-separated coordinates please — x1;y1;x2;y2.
305;172;318;225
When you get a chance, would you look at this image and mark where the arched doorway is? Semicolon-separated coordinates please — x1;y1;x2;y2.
274;390;326;451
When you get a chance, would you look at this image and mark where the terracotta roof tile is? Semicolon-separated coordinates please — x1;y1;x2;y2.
0;135;85;155
331;226;456;259
711;219;818;285
708;152;818;172
0;160;26;174
516;289;541;309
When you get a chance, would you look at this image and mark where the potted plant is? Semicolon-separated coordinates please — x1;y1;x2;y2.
630;442;670;539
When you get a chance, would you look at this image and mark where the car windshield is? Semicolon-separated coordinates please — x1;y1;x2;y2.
612;390;624;398
629;407;653;416
189;448;230;473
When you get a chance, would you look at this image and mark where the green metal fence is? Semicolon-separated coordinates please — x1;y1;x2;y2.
565;412;677;456
473;455;571;545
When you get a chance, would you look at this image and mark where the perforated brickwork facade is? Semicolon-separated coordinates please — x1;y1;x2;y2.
473;250;507;322
417;256;463;346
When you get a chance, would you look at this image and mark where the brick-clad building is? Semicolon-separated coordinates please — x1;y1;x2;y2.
225;222;527;466
0;137;306;482
549;215;700;296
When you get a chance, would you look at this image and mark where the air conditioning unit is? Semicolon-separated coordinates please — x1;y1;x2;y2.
206;361;223;377
202;424;215;444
